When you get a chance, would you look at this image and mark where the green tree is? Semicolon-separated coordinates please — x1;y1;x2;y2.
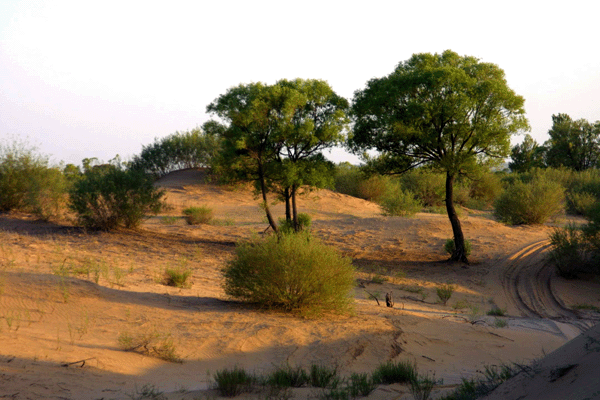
349;50;529;262
544;113;600;171
131;126;222;177
208;79;349;232
509;134;546;172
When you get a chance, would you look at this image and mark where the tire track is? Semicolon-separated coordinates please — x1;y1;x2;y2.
500;240;597;333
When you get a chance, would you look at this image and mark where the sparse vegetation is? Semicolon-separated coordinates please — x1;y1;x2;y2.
69;157;165;230
444;239;472;258
118;330;181;363
162;266;192;288
222;232;355;316
183;206;213;225
494;175;565;225
436;283;455;305
372;360;417;385
212;366;258;397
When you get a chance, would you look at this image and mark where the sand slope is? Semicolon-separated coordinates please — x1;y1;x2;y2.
0;168;598;399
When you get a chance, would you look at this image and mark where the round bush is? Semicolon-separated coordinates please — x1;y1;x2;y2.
444;239;472;257
222;232;355;316
493;177;565;225
380;188;422;217
69;161;165;230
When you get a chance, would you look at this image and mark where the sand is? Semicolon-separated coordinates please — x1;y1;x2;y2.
0;168;598;399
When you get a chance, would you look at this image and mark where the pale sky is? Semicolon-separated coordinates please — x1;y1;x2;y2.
1;0;599;166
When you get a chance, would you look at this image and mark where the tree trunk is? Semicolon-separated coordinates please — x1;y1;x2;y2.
284;187;292;222
445;172;469;263
258;162;278;233
291;185;299;232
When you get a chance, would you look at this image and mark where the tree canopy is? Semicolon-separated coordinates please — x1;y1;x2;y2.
207;78;349;232
544;113;600;171
509;134;546;172
130;126;222;178
349;50;529;262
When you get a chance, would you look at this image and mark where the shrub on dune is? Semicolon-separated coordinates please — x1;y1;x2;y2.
222;232;355;316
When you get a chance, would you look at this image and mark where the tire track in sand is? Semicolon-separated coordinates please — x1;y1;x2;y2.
500;240;597;333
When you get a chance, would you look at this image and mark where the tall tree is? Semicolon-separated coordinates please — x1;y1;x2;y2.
207;79;349;232
544;113;600;171
349;50;529;263
509;134;546;172
275;79;349;229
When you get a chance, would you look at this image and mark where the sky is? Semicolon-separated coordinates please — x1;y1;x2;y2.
1;0;599;166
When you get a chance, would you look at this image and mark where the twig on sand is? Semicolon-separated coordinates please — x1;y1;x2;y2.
60;357;96;368
364;290;380;306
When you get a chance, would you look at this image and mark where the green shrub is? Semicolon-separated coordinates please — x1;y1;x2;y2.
348;372;377;397
222;232;355;316
0;139;68;219
333;163;362;197
130;126;222;178
436;283;455;305
372;360;417;385
267;364;309;388
380;187;422;217
212;366;257;397
444;239;472;257
278;213;312;234
465;172;503;209
69;158;165;230
548;225;598;278
118;330;181;363
162;267;192;288
400;170;445;207
493;176;565;225
309;364;340;388
183;206;213;225
410;373;436;400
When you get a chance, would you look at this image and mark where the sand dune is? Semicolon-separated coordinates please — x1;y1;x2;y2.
0;168;598;399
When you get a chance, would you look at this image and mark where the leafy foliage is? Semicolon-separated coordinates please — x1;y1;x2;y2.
494;175;564;225
544;113;600;171
371;360;417;384
349;50;529;262
69;158;164;230
509;134;546;172
212;366;257;397
222;232;355;316
0;138;69;220
183;206;213;225
436;283;456;305
130;125;222;177
208;79;349;232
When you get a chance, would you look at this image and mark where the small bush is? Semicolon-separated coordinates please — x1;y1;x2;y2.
410;373;436;400
548;225;598;278
0;139;68;219
118;331;181;363
278;213;312;234
222;232;355;316
183;206;213;225
267;364;309;388
348;373;377;397
567;191;598;216
400;170;445;207
372;360;417;385
69;158;164;230
436;284;455;305
444;239;472;257
487;306;507;316
212;366;257;397
493;176;565;225
309;364;340;389
380;187;422;217
162;267;192;288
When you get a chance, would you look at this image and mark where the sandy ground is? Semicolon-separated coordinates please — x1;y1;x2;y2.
0;169;599;399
